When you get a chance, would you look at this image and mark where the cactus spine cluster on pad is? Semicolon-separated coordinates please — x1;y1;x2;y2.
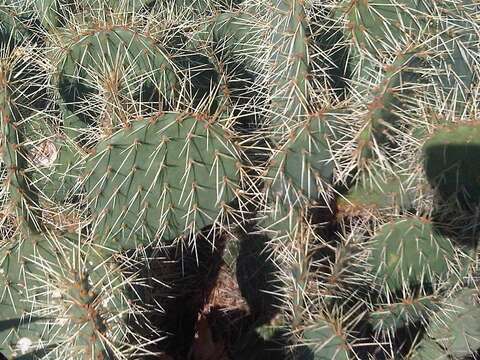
0;0;479;359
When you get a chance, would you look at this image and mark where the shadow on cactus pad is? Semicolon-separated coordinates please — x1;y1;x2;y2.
424;123;480;209
424;123;480;249
235;231;282;323
231;324;290;360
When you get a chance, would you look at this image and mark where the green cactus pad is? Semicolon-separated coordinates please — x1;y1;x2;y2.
267;0;310;134
340;0;476;109
298;320;349;360
409;339;446;360
260;201;306;244
428;289;480;357
369;217;455;292
36;139;84;203
412;289;480;359
369;296;439;333
0;232;140;359
85;112;242;248
196;11;263;65
265;117;333;209
46;265;123;359
337;173;414;218
20;111;85;204
0;1;477;358
427;3;478;108
354;52;419;163
0;5;31;41
58;27;177;96
339;0;423;56
34;0;65;29
57;27;177;136
1;62;42;233
424;122;480;207
0;236;58;358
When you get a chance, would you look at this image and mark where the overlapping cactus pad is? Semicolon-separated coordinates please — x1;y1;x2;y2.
0;0;480;359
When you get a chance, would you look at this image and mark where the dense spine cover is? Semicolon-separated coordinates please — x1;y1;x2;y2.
0;0;479;359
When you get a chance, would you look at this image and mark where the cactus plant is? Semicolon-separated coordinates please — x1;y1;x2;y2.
0;0;479;359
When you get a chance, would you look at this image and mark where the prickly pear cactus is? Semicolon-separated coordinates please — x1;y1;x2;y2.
0;0;479;359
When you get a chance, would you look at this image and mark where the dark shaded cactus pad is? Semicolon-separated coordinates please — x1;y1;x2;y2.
424;122;480;207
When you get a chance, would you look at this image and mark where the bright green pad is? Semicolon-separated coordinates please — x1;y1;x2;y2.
424;122;480;207
85;112;241;247
298;321;349;360
369;217;454;292
265;118;333;208
412;289;480;359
